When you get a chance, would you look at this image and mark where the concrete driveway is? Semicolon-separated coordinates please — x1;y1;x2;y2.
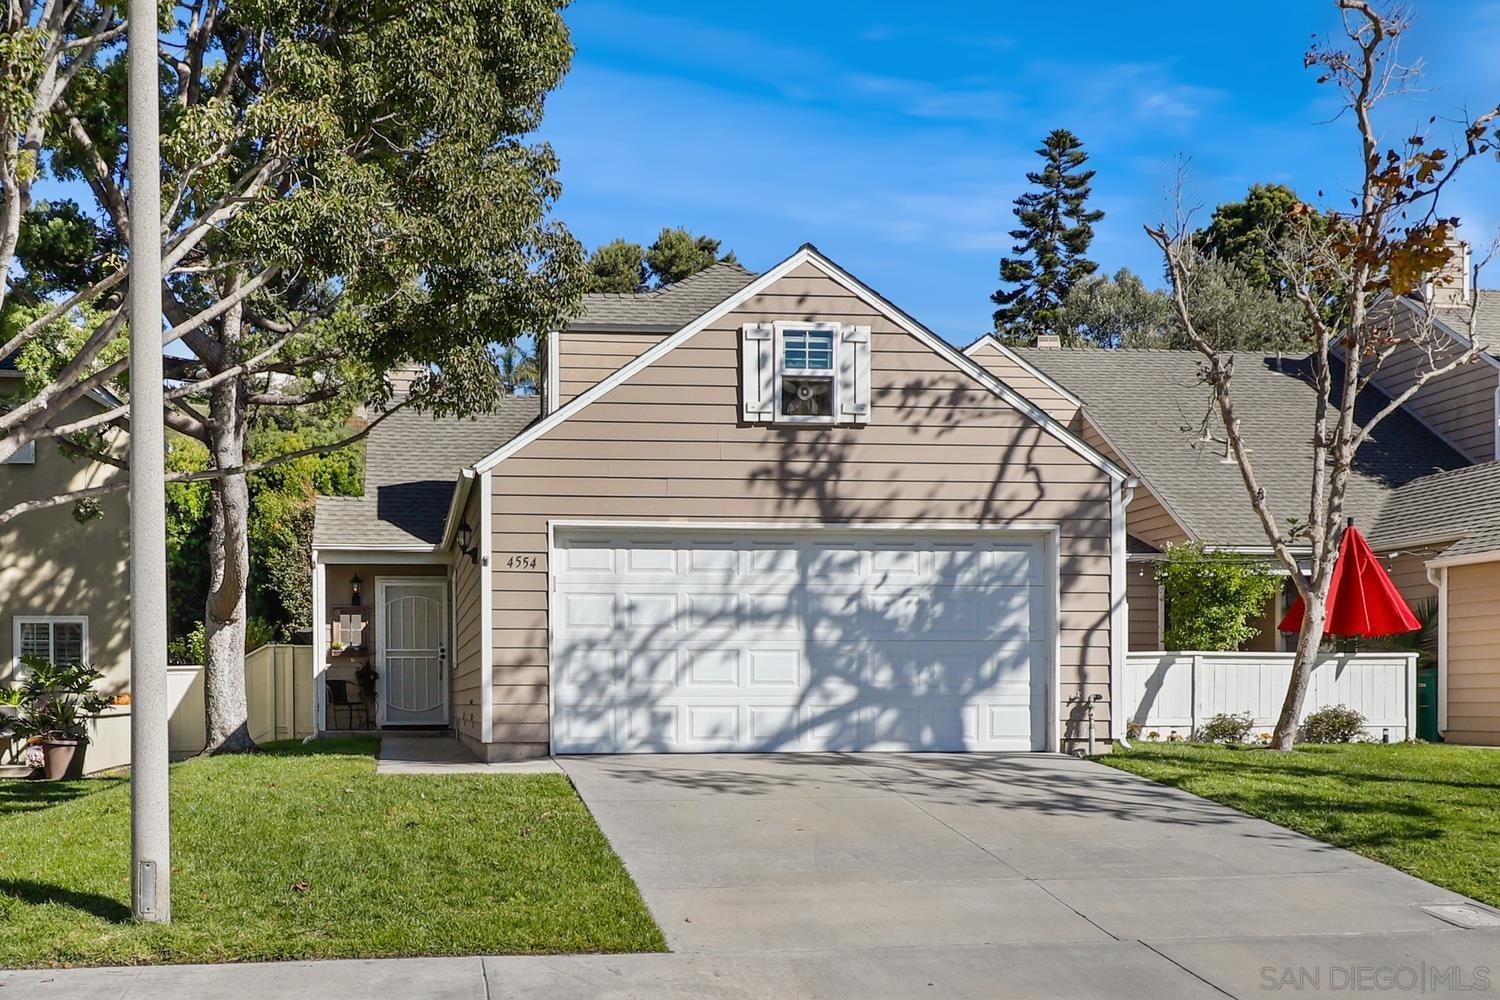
542;752;1500;998
9;753;1498;1000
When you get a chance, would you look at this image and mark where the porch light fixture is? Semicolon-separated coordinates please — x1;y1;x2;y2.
350;574;363;605
457;521;479;566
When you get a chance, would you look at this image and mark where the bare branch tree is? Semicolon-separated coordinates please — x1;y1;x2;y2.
1147;0;1499;749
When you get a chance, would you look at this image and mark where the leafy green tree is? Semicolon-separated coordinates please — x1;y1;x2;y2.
583;239;647;293
645;227;735;286
1157;543;1282;652
0;0;584;752
992;129;1104;344
582;228;733;294
1197;183;1330;297
1059;268;1174;348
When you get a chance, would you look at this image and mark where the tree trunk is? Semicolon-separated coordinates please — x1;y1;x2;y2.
202;366;257;754
1271;597;1328;750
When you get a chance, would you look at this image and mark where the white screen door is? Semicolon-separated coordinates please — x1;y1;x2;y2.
376;578;449;726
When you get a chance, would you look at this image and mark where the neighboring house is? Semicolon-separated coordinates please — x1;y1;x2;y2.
965;244;1500;745
312;246;1136;759
0;357;131;694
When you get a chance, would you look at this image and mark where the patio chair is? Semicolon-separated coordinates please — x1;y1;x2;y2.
326;678;373;730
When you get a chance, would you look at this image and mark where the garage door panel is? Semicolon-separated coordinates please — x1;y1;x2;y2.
746;646;802;687
552;530;1051;753
679;646;740;687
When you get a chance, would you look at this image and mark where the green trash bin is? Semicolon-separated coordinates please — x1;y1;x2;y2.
1417;666;1441;742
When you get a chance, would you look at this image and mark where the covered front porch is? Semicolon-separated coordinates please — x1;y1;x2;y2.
310;551;458;738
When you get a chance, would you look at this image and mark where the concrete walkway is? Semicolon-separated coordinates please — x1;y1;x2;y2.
374;734;560;775
6;753;1498;999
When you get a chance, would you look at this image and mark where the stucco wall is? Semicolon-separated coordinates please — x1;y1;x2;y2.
0;392;131;693
487;261;1118;759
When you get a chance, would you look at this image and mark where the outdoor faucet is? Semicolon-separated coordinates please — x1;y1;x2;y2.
1067;693;1105;756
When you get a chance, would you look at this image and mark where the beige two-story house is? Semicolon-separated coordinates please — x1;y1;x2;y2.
312;245;1136;760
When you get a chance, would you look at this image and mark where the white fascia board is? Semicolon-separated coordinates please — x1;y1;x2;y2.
314;547;448;564
1426;548;1500;570
960;333;1085;408
438;469;478;551
472;245;1129;482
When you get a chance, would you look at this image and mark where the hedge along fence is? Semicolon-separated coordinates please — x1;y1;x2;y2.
1121;650;1418;742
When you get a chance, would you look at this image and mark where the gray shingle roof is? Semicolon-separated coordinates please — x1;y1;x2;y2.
1015;348;1469;547
1435;289;1500;353
569;261;757;331
313;397;540;548
1372;461;1500;559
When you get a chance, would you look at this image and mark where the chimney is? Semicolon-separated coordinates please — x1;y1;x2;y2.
1034;333;1062;349
387;363;428;397
1427;238;1473;308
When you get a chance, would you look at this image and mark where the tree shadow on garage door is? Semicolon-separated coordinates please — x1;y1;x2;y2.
553;368;1115;754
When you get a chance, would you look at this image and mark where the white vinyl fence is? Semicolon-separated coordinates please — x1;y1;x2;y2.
1122;651;1418;741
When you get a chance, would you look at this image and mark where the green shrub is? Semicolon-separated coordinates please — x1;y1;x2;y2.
1157;542;1282;651
1196;711;1256;744
166;618;275;665
1300;704;1366;743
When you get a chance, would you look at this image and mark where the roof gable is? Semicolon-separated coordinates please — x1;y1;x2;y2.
472;245;1128;482
1017;347;1469;547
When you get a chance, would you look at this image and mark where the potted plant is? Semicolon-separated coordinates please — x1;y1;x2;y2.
13;656;111;780
0;687;27;776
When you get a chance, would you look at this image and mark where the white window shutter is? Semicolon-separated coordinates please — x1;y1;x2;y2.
839;325;871;424
740;323;775;422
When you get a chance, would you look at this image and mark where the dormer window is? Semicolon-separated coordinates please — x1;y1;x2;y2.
779;325;836;419
740;321;871;426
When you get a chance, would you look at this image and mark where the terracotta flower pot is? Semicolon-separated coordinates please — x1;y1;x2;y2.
40;739;86;781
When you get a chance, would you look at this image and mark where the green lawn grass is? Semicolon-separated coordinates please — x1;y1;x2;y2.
0;738;664;968
1098;741;1500;907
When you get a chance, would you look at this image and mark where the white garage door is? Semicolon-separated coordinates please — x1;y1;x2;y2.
551;529;1050;753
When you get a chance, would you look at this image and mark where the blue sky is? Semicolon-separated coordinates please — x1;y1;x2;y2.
543;1;1500;342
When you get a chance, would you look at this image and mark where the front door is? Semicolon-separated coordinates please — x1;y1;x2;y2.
376;578;449;726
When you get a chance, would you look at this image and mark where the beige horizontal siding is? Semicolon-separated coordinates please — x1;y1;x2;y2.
1126;564;1161;650
966;342;1081;424
450;488;484;745
1443;561;1500;744
486;265;1118;756
1383;548;1441;605
556;330;668;406
1366;307;1498;462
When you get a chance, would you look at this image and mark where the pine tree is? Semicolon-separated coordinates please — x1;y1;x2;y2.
991;129;1104;344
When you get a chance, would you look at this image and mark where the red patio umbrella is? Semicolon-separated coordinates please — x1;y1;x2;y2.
1278;522;1421;637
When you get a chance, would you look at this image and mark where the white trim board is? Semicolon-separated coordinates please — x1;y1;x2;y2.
961;334;1085;408
470;244;1128;483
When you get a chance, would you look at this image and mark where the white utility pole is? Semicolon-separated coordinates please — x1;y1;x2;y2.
126;0;170;923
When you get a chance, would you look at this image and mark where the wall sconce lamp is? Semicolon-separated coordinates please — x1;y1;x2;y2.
349;573;363;605
457;521;480;566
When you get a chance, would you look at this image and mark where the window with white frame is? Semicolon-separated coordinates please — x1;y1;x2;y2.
740;321;871;425
13;616;88;669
